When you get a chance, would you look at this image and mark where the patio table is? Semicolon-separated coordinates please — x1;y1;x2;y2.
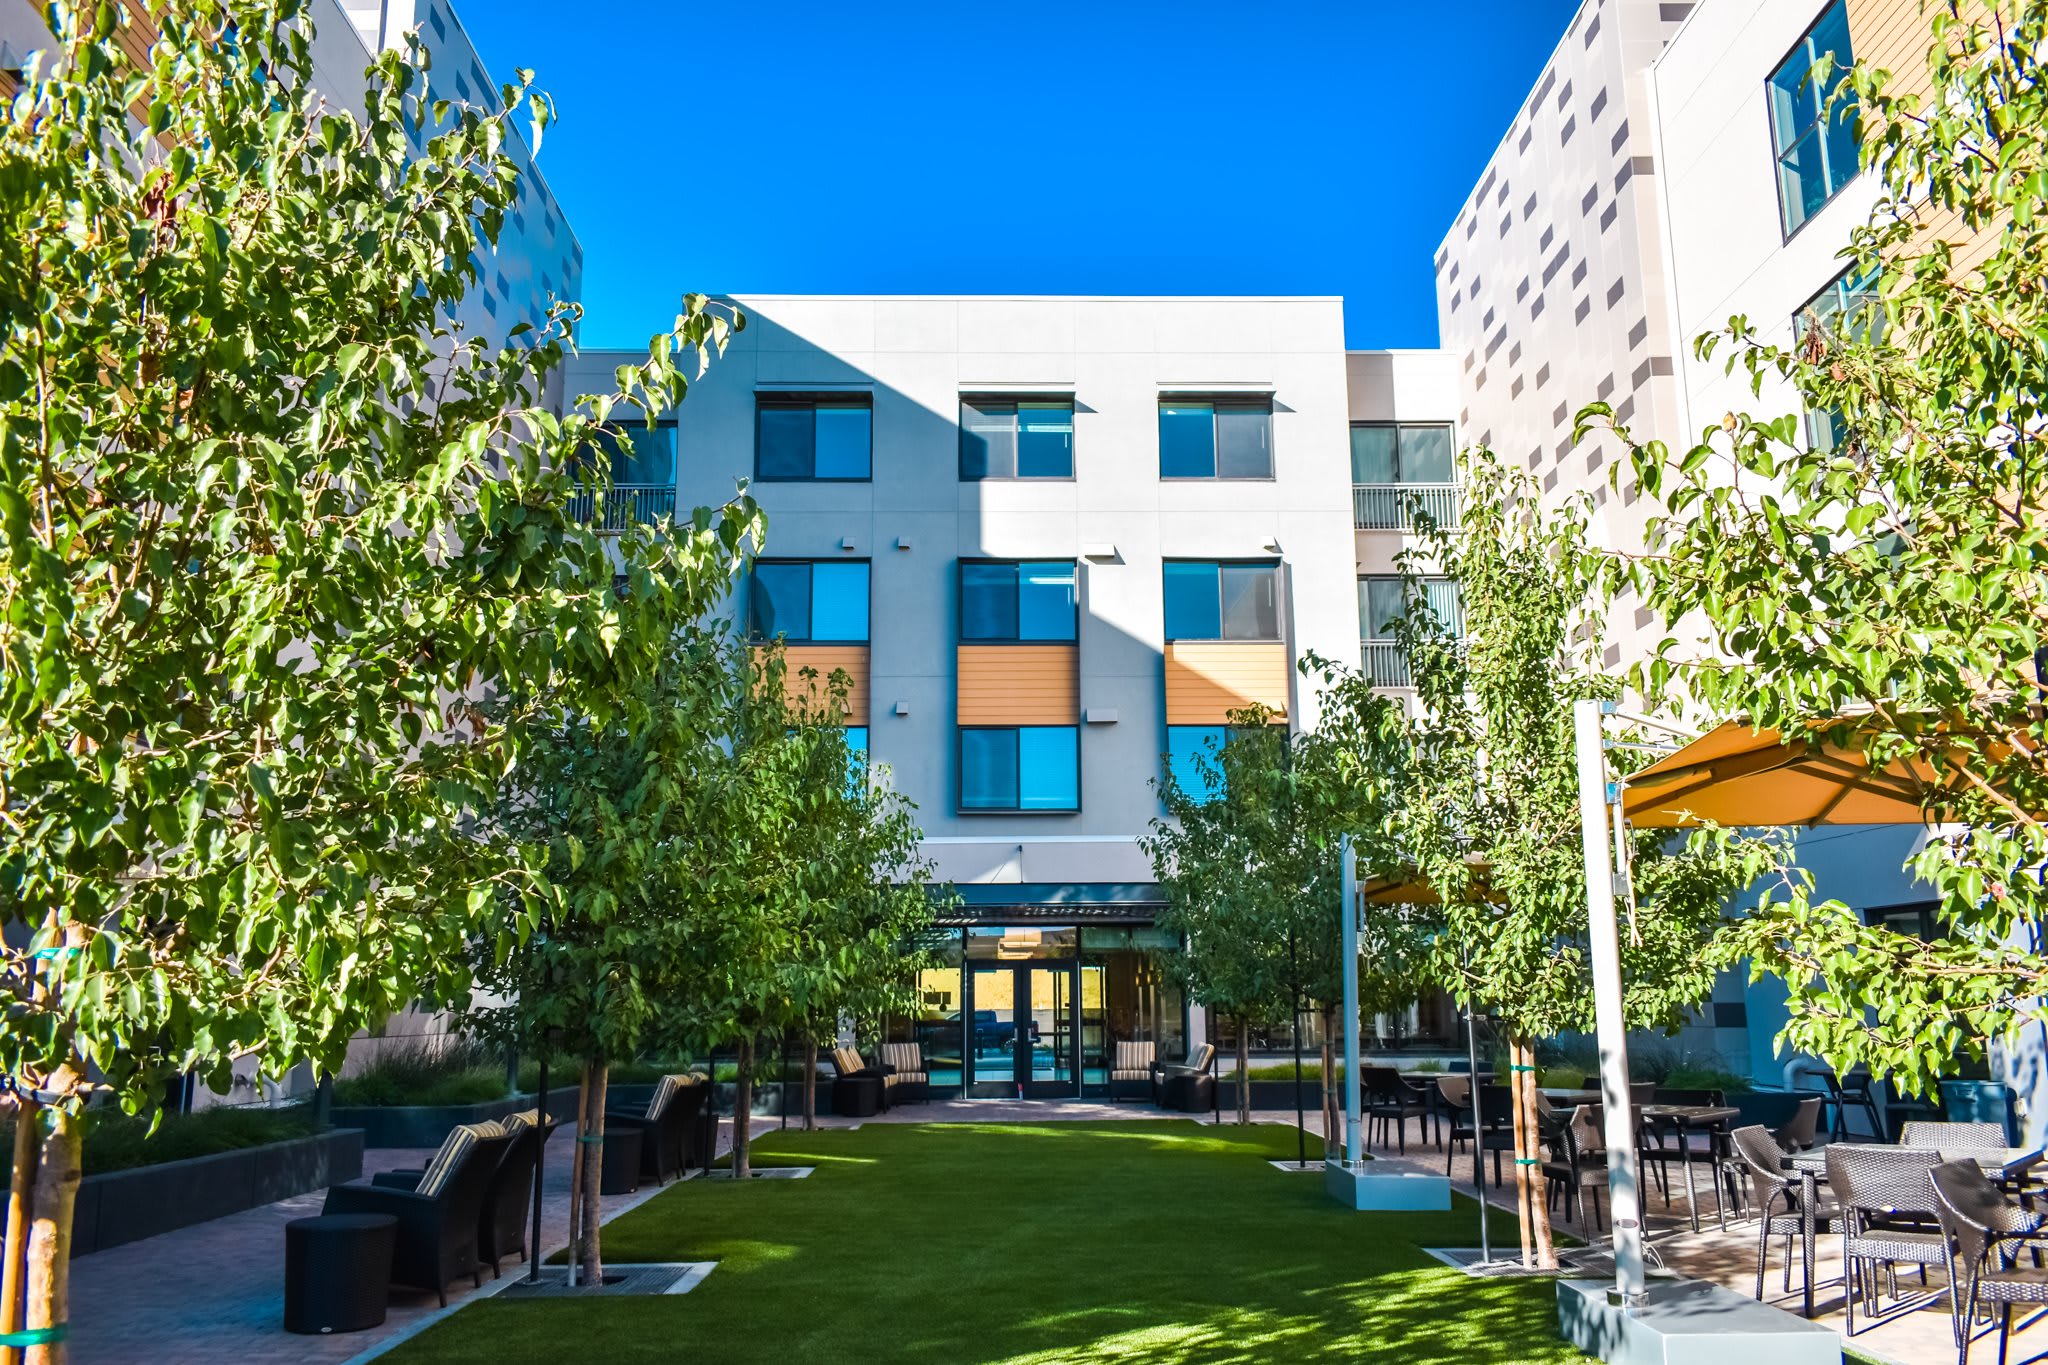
1540;1088;1602;1107
1639;1104;1741;1234
1782;1143;2045;1318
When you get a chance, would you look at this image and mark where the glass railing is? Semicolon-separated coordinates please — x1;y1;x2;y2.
1351;483;1460;532
565;483;674;533
1361;639;1411;688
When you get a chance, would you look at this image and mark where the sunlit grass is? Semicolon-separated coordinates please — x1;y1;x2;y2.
384;1119;1581;1365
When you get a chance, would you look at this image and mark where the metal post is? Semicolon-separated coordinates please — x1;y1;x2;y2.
1465;999;1491;1265
1574;698;1646;1306
1290;929;1306;1168
1340;835;1363;1165
527;1049;548;1283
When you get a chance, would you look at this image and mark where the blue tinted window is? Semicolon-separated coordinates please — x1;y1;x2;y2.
961;563;1019;640
961;729;1019;809
1159;404;1215;477
813;406;871;479
756;406;812;479
1017;563;1076;641
809;562;870;641
843;726;869;792
1166;726;1226;804
960;400;1015;480
595;422;674;485
749;562;811;640
1768;1;1857;238
1017;403;1074;478
1219;565;1280;640
1019;727;1079;810
1162;563;1222;640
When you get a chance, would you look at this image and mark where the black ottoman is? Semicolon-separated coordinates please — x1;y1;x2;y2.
833;1074;883;1118
284;1213;396;1335
600;1127;643;1195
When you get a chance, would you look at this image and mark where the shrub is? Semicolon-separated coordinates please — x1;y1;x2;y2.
2;1104;318;1181
331;1036;507;1108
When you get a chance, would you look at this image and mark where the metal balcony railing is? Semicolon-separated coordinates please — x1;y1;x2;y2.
1361;639;1411;688
1351;483;1460;532
565;483;674;533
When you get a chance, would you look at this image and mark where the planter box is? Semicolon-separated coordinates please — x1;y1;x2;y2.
23;1128;365;1257
1324;1159;1451;1212
329;1090;577;1149
1216;1080;1334;1111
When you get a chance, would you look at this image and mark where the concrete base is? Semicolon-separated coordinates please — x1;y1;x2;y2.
1323;1158;1452;1211
1556;1279;1840;1365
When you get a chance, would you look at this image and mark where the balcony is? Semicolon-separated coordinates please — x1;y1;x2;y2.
565;484;674;533
1352;483;1459;532
1360;640;1411;688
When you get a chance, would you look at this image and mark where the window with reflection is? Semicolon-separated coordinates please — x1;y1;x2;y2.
959;561;1077;642
961;398;1074;479
1163;561;1281;641
1159;398;1273;479
1768;0;1858;239
747;560;870;643
756;394;872;481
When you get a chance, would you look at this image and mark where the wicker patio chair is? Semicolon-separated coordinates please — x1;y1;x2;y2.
1930;1158;2048;1365
1826;1143;1947;1336
1728;1123;1838;1302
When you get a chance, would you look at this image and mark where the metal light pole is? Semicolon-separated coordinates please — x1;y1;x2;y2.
1573;698;1646;1306
1289;929;1307;1168
1340;835;1363;1166
1464;997;1491;1265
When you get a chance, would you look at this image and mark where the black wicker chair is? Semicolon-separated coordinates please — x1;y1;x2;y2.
1824;1067;1886;1141
1156;1044;1217;1113
377;1112;553;1278
606;1074;708;1187
1543;1104;1609;1232
325;1125;512;1306
1827;1143;1948;1336
1931;1158;2048;1365
1362;1066;1434;1152
1774;1096;1824;1153
1728;1123;1837;1302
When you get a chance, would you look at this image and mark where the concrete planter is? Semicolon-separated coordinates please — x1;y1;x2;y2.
329;1090;577;1148
1557;1278;1840;1364
37;1128;365;1257
1216;1079;1334;1111
1324;1159;1451;1212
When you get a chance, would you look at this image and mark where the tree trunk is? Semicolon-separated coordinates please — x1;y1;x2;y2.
732;1035;755;1179
1234;1022;1251;1127
24;1103;79;1365
575;1062;606;1285
1319;1004;1339;1157
802;1038;818;1132
1;1097;38;1365
1507;1036;1536;1268
1515;1039;1557;1270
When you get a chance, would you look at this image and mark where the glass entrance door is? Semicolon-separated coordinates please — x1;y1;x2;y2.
965;962;1078;1097
966;963;1020;1097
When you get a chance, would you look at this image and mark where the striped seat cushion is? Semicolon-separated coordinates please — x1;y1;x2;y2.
834;1046;868;1076
1110;1041;1156;1081
646;1073;685;1120
417;1123;487;1198
879;1043;923;1083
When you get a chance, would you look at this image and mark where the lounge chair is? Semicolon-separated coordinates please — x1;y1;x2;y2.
324;1123;512;1305
879;1043;930;1104
1155;1044;1216;1113
606;1073;709;1186
1110;1040;1156;1103
833;1045;891;1111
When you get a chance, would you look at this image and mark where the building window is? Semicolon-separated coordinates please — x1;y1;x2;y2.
1360;577;1461;687
1159;398;1273;479
755;394;872;481
960;726;1079;812
1794;266;1880;451
1350;423;1459;529
1163;562;1281;642
587;420;675;485
746;560;870;643
1165;725;1226;804
959;561;1077;642
960;398;1074;479
1768;0;1858;239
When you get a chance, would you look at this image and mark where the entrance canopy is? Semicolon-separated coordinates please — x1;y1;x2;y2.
1620;717;1956;829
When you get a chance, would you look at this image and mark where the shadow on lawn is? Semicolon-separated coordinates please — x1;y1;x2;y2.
387;1120;1579;1365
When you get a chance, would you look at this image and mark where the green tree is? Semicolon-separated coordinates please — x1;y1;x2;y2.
1592;3;2048;1092
0;0;744;1337
1389;451;1769;1268
671;647;940;1177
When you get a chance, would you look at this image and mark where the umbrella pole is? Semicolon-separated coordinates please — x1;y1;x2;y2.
1341;836;1362;1165
1575;698;1646;1306
1290;930;1306;1168
1466;998;1490;1265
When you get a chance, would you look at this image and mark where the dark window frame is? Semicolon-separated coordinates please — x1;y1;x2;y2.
1359;574;1464;640
1765;0;1860;243
956;558;1079;644
587;418;679;485
1348;422;1458;484
958;394;1077;482
1162;559;1286;643
1793;265;1881;451
745;557;872;645
1157;395;1276;482
956;724;1082;815
753;392;875;483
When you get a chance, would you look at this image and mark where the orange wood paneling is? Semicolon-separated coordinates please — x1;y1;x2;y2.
770;644;868;725
956;645;1077;725
115;0;159;71
1163;641;1290;724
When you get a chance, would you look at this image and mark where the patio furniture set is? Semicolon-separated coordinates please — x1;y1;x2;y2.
829;1043;931;1116
1104;1041;1219;1111
283;1074;713;1334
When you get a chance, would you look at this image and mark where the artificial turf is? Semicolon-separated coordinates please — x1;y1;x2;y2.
383;1119;1585;1364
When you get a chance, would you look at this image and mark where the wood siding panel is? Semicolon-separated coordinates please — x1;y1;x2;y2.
1846;0;2006;273
772;645;869;725
115;0;159;71
1164;642;1290;725
957;645;1077;726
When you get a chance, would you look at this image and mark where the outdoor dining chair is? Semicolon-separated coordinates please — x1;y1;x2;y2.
1904;1122;2010;1151
1363;1066;1434;1152
1823;1068;1886;1142
1930;1158;2048;1365
1826;1143;1947;1337
1774;1096;1824;1154
1440;1078;1514;1187
1728;1123;1838;1303
1543;1104;1608;1232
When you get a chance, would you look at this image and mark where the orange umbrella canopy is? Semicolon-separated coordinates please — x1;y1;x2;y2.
1620;718;1952;829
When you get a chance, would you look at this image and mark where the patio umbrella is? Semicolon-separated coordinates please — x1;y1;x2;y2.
1620;716;1957;829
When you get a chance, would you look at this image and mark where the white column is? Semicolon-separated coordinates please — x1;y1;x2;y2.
1341;835;1363;1164
1574;698;1646;1305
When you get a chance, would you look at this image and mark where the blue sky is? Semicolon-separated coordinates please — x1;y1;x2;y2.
458;1;1581;351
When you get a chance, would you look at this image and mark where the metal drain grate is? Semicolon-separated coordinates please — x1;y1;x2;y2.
495;1262;716;1298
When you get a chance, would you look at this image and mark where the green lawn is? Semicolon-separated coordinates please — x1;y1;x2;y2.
385;1119;1585;1364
